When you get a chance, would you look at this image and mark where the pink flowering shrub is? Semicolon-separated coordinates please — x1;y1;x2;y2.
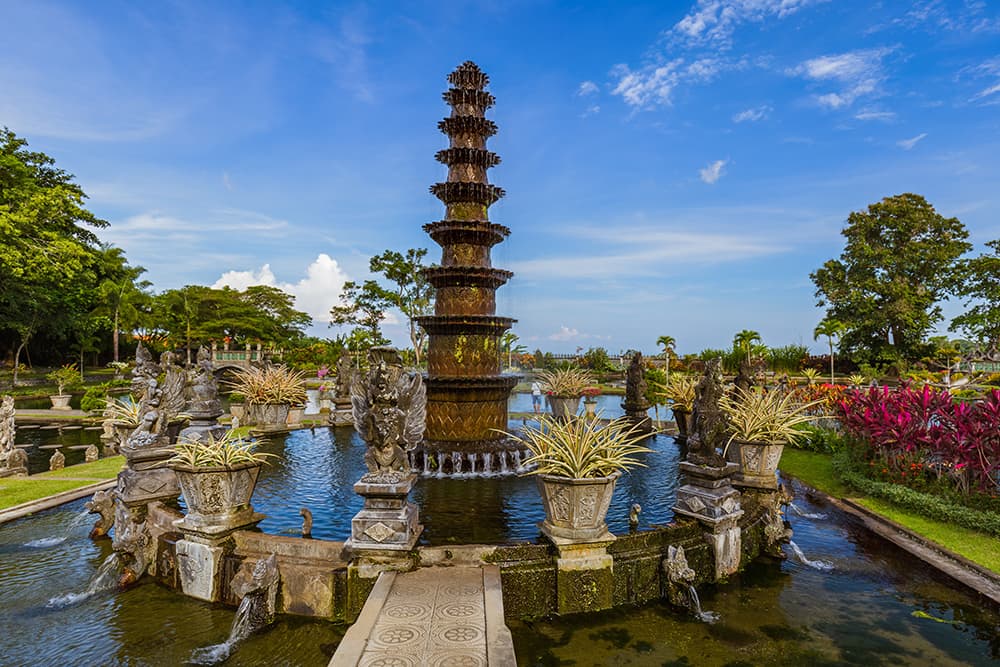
839;385;1000;494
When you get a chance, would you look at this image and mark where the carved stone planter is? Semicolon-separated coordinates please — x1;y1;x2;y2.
230;403;245;420
730;439;784;490
583;399;597;419
246;403;290;428
287;405;304;426
672;408;692;440
49;394;72;411
549;396;580;420
536;471;620;542
171;462;264;537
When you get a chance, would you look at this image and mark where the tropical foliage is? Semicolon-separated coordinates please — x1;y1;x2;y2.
168;429;273;468
536;367;595;398
226;364;307;405
506;415;653;478
720;387;821;452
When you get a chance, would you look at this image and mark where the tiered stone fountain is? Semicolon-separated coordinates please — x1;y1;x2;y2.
415;61;521;476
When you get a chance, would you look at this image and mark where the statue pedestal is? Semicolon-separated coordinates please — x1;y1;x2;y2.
345;473;422;553
330;397;354;427
620;401;653;433
178;408;225;444
672;461;743;579
546;534;616;615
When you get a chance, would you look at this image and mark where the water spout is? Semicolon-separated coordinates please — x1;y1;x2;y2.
499;452;509;474
686;584;719;623
788;541;834;571
789;503;828;520
46;553;122;608
188;595;256;665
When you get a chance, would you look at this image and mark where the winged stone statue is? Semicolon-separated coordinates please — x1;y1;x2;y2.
351;347;426;482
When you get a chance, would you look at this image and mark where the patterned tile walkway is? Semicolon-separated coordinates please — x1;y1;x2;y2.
331;566;515;667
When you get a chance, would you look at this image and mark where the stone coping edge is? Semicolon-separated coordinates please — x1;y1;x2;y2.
483;564;517;666
786;475;1000;606
329;571;397;667
0;479;116;526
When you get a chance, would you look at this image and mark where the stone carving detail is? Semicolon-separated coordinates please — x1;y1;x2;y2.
3;448;28;477
86;489;115;539
335;354;355;399
0;395;15;467
112;502;153;586
352;347;426;483
49;449;65;471
742;445;761;471
663;545;697;609
187;346;222;417
364;521;396;543
623;352;649;409
686;358;728;467
550;485;570;522
578;488;598;522
85;444;99;462
230;553;280;631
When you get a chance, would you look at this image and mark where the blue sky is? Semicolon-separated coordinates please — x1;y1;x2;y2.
2;0;998;354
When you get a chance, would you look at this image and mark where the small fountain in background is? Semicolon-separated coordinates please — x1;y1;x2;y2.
345;347;425;553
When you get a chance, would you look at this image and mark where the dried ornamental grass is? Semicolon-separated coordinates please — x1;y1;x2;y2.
226;365;306;405
720;387;822;454
536;367;596;398
503;415;653;479
168;429;274;468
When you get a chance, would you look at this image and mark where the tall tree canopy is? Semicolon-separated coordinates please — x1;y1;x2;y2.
329;248;433;361
0;127;130;376
951;239;1000;346
811;193;970;364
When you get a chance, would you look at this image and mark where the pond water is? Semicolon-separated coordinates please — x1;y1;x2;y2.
3;428;998;666
14;423;104;474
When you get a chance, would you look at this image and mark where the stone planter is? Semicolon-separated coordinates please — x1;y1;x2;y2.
536;471;621;542
583;399;597;419
230;403;245;421
246;403;290;428
287;405;304;426
549;396;581;420
171;461;263;535
672;408;693;440
49;394;72;411
730;439;784;490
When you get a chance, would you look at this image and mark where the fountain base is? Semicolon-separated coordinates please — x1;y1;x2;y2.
345;473;423;553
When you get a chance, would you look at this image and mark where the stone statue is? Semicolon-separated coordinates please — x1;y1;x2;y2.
0;395;15;466
686;358;728;467
734;356;754;395
662;545;697;609
230;554;280;631
351;347;426;482
131;342;159;400
334;354;354;399
187;346;222;416
128;378;165;449
159;351;188;423
49;450;65;471
85;489;114;539
4;448;28;477
84;444;99;462
300;507;313;538
624;352;649;409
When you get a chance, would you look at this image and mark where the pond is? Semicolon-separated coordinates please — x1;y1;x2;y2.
2;429;997;666
14;423;104;474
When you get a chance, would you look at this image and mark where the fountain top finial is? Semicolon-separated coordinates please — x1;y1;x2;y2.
448;61;489;90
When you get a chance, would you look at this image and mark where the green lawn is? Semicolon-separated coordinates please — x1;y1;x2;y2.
0;455;123;511
779;448;1000;574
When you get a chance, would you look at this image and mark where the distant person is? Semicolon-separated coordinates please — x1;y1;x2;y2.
531;380;542;414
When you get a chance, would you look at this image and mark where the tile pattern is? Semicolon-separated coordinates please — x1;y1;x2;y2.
358;568;487;667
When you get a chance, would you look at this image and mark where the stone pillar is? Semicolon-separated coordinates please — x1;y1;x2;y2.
549;536;616;615
672;461;744;580
345;473;422;554
329;397;354;427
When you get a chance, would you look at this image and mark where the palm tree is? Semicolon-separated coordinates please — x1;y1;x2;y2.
733;329;762;361
656;335;676;379
813;319;845;384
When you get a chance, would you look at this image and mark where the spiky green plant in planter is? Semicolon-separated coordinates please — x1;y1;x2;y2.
503;415;653;541
168;429;273;468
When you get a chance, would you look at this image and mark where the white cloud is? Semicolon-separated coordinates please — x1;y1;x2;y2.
732;105;771;122
577;80;599;96
548;326;580;341
789;48;892;109
854;108;896;121
896;132;928;150
699;159;728;184
610;61;681;108
581;105;601;118
674;0;828;47
213;253;349;323
972;82;1000;101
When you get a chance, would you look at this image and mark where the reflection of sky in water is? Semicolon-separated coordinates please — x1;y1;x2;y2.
251;426;680;543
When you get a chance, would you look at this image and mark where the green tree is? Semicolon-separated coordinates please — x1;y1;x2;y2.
951;239;1000;345
813;318;845;384
329;280;390;350
0;128;110;382
94;246;152;363
501;332;527;369
733;330;762;359
656;335;676;379
811;193;970;364
367;249;434;364
579;346;614;372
